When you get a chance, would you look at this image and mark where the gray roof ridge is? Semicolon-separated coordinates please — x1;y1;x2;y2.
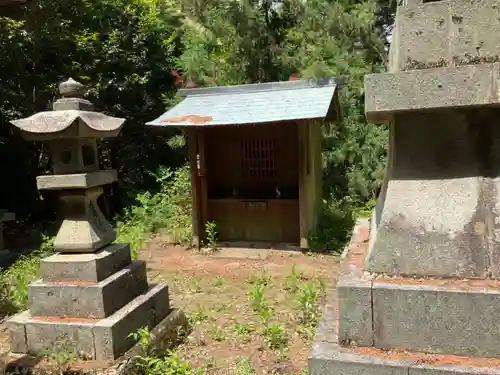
177;77;345;98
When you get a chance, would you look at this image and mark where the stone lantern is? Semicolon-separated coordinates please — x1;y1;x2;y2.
6;78;172;361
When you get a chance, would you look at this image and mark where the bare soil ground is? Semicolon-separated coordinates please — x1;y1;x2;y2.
140;236;341;374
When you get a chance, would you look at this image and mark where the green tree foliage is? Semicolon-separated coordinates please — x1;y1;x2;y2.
0;0;394;252
0;0;183;220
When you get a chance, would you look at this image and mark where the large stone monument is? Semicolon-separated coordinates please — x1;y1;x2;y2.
6;78;173;361
310;0;500;374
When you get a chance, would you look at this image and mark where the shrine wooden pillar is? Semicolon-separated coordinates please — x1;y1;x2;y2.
298;122;310;249
186;128;203;248
197;128;208;230
298;120;323;250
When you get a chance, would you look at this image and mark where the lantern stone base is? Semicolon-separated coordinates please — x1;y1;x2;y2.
6;243;173;360
309;221;500;374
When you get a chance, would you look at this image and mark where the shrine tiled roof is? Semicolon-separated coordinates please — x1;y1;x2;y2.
146;78;342;127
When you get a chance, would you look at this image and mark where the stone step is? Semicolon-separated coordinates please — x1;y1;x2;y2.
337;231;500;358
28;260;148;319
309;341;500;375
371;279;500;358
310;282;500;375
39;243;132;283
7;283;170;360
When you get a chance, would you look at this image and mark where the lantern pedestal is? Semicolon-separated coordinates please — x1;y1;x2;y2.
7;242;176;360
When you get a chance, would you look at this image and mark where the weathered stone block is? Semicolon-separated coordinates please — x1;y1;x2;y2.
396;1;450;70
309;340;500;375
7;284;173;361
24;316;95;358
409;366;500;375
0;210;15;222
364;110;500;279
36;170;117;190
39;243;132;282
6;311;29;353
313;286;338;344
52;97;94;111
309;342;410;375
29;260;148;319
391;0;500;71
53;186;116;252
337;278;373;347
449;0;500;63
365;64;499;123
372;281;500;357
93;283;170;360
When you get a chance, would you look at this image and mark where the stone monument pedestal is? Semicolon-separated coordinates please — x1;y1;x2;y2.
310;221;500;374
310;0;500;373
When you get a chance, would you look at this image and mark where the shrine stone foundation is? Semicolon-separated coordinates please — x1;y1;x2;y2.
5;78;178;361
310;0;500;374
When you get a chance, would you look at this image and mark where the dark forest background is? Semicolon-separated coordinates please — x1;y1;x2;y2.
0;0;394;251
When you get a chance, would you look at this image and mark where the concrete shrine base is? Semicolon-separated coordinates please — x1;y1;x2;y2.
309;219;500;375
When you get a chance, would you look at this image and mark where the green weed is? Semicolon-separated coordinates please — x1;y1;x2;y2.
235;357;255;375
129;327;203;375
247;271;271;287
116;165;192;258
233;323;255;343
0;234;54;314
249;282;272;322
189;306;209;325
212;276;225;288
208;326;226;342
214;302;231;312
40;334;77;374
283;264;307;294
204;221;218;251
190;278;203;293
263;323;288;350
296;283;320;328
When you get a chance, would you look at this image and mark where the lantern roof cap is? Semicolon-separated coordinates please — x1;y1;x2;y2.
9;78;126;139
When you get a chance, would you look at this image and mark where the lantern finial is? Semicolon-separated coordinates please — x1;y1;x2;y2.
59;77;85;98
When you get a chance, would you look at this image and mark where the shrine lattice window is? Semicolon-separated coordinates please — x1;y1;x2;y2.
241;138;276;179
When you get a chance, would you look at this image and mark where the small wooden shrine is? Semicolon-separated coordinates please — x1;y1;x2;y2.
147;78;342;249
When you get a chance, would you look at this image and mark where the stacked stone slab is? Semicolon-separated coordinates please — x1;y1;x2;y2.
6;78;171;361
0;209;15;251
310;0;500;374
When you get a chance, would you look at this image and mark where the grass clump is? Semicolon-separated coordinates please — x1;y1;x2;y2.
235;357;255;375
130;327;203;375
0;234;54;314
233;323;254;343
116;165;192;258
263;323;288;350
